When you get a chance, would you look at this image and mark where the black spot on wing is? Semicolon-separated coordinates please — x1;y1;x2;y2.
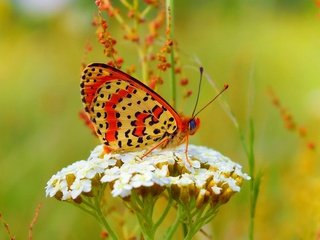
153;129;160;134
125;129;131;138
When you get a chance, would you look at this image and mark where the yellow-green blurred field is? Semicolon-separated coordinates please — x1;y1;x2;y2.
1;0;320;239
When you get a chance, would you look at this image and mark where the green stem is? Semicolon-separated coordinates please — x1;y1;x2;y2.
182;223;188;238
120;0;132;9
130;193;155;240
164;204;182;240
248;119;255;240
248;119;255;177
238;128;250;159
185;206;218;240
166;0;176;108
94;196;118;240
184;200;195;237
141;5;153;18
194;205;206;222
154;196;173;232
249;211;254;240
136;212;152;240
184;206;205;240
138;47;148;83
237;122;256;240
71;201;99;222
239;119;259;240
133;0;138;9
239;121;258;240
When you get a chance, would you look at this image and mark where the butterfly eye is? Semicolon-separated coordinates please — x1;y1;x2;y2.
189;119;197;133
189;120;196;130
188;118;200;135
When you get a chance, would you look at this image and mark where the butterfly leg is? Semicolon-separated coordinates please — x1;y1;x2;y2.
141;138;170;159
184;134;193;166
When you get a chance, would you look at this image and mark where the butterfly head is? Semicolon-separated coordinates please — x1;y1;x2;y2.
188;118;200;135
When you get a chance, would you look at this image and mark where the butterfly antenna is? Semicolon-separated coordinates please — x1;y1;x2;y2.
193;84;229;118
191;67;204;117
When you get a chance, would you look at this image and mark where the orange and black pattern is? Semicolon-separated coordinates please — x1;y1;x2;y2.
80;63;183;153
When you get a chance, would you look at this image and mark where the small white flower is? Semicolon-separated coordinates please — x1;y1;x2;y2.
168;176;179;185
101;166;121;183
46;144;250;202
121;161;155;175
76;159;106;179
111;178;133;197
45;177;64;197
88;145;104;160
211;186;222;194
119;171;132;183
223;177;240;192
190;160;201;169
143;150;175;164
70;178;92;199
118;152;140;163
61;188;72;201
130;172;154;188
152;166;170;186
175;173;194;186
193;168;212;188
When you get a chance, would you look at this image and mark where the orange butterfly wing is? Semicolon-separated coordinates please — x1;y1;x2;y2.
80;63;183;152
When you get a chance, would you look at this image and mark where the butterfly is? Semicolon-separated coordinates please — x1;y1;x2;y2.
80;63;227;162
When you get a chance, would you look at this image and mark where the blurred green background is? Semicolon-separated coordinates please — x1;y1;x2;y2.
1;0;320;239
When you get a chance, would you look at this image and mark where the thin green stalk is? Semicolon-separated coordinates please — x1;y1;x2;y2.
146;199;156;239
248;120;255;240
194;205;206;223
94;196;118;240
249;175;262;240
249;192;254;240
238;128;250;159
138;47;148;83
71;201;99;222
184;206;216;240
138;218;153;240
242;119;261;240
141;5;153;18
130;193;155;240
120;0;132;9
198;206;218;226
181;202;191;238
166;0;177;108
163;204;182;240
133;0;138;9
144;195;155;227
184;211;204;240
182;223;188;238
154;196;173;231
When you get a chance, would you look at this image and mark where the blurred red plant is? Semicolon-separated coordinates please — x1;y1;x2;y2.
268;88;316;150
82;0;191;94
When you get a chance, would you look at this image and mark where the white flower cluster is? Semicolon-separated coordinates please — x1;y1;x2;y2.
45;144;250;201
